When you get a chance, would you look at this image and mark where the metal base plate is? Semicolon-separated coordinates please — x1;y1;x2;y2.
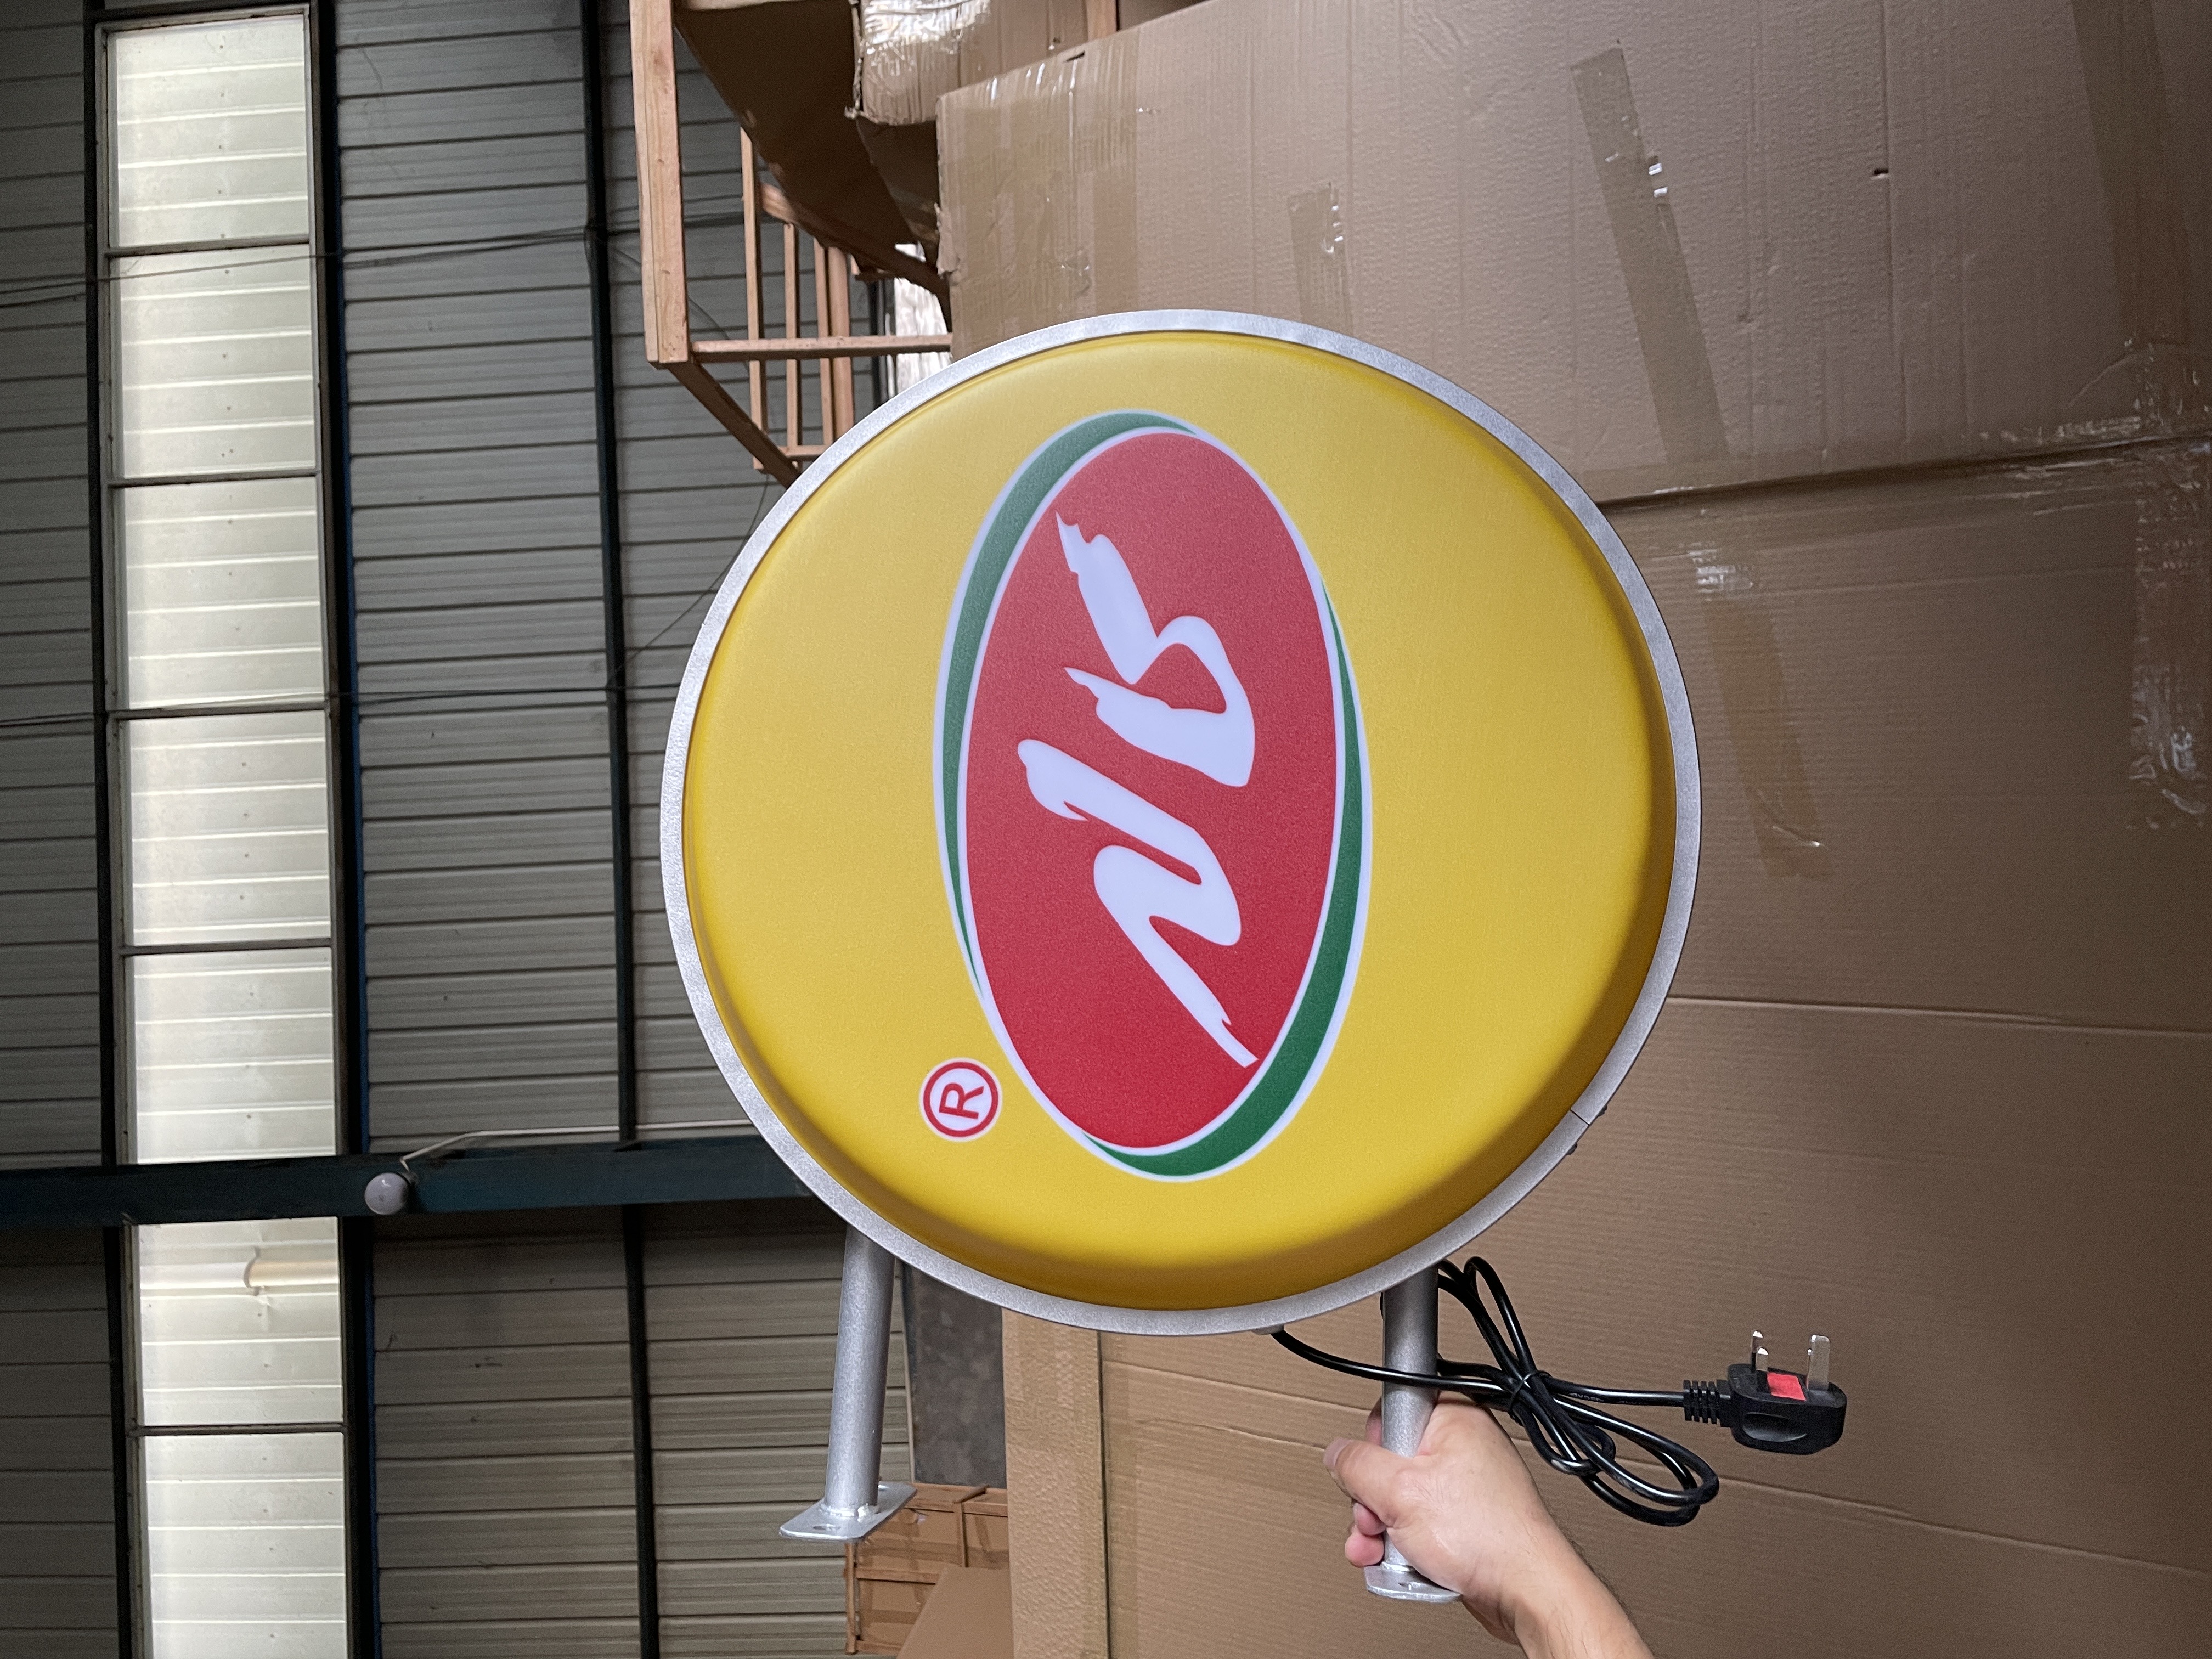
779;1482;917;1544
1364;1561;1460;1604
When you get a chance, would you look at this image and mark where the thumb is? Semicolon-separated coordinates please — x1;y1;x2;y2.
1323;1435;1413;1521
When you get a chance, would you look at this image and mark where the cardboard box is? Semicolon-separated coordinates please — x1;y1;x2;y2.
948;5;2212;1655
857;0;1093;128
674;0;1159;260
998;441;2212;1658
852;0;1093;250
901;1564;1014;1659
851;1;1203;249
939;0;2212;500
850;1483;1011;1652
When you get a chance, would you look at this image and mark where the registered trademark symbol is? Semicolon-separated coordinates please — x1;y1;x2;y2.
921;1059;1001;1140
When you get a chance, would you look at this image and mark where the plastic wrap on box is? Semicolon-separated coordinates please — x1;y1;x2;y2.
675;0;914;271
856;0;1088;127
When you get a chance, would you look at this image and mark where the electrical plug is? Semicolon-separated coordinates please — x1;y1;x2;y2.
1683;1331;1847;1455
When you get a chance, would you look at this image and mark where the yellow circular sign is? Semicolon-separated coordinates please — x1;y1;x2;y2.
665;315;1696;1331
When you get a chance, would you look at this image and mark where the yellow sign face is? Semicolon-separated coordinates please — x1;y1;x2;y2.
667;316;1695;1327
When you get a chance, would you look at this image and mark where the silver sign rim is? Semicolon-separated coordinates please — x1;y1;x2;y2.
660;309;1701;1336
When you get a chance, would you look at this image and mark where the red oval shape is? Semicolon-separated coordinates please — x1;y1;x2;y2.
961;429;1342;1152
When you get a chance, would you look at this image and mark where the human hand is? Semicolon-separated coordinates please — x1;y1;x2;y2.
1323;1397;1652;1659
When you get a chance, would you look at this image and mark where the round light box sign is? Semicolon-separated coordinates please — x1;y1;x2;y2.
665;313;1697;1334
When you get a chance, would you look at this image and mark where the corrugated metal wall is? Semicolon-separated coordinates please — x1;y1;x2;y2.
373;1203;905;1659
341;7;882;1659
340;0;788;1151
0;0;103;1171
600;7;783;1129
0;6;919;1657
0;1231;116;1658
646;1203;908;1658
338;0;622;1150
0;0;822;1159
374;1210;640;1658
0;16;117;1646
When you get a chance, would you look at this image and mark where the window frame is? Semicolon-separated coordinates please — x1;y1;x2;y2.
99;5;340;1173
92;8;359;1655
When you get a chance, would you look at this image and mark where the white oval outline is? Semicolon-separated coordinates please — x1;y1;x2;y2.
662;310;1701;1336
938;419;1370;1178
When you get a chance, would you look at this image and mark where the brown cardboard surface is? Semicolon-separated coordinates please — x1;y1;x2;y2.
852;0;1170;247
1002;1315;1109;1659
1112;1001;2212;1567
902;1565;1015;1659
857;0;1092;128
859;1487;1011;1579
950;8;2212;1655
1617;441;2212;1018
853;1574;933;1654
851;1485;1012;1651
1090;1002;2211;1655
939;0;2212;500
1003;456;2212;1656
1098;1366;2205;1659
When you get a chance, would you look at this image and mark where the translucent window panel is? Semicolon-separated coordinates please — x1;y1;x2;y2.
132;950;333;1163
137;1218;340;1426
111;16;309;249
127;712;331;945
121;477;324;708
144;1433;344;1659
115;251;315;479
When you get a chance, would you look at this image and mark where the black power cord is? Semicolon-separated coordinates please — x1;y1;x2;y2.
1272;1256;1846;1527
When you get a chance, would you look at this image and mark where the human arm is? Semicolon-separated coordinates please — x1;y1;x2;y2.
1324;1396;1654;1659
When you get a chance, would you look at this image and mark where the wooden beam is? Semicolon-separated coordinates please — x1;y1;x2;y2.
860;240;948;301
756;175;949;301
1084;0;1118;41
637;15;942;467
783;217;800;447
669;360;802;486
629;0;691;366
741;130;767;425
692;334;953;362
827;247;856;438
1002;1316;1110;1659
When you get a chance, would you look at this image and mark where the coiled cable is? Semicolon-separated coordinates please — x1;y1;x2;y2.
1272;1255;1722;1526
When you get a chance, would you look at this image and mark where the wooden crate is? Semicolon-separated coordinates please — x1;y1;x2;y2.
847;1483;1010;1654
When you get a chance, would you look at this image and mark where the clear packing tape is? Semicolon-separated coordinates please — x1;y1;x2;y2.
936;31;1140;356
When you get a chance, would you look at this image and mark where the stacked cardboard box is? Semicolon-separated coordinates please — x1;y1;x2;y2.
939;3;2212;1656
851;1486;1011;1652
674;0;1202;264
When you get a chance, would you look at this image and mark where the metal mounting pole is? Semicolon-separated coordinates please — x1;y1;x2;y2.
780;1227;916;1542
1365;1267;1461;1603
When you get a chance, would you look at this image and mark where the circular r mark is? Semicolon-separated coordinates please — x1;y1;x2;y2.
921;1059;1001;1140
